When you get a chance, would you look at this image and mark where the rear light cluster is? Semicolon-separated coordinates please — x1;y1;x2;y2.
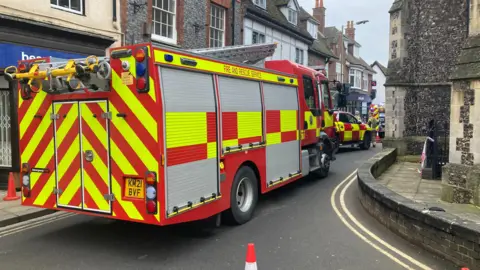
134;47;149;93
145;171;157;215
21;163;31;197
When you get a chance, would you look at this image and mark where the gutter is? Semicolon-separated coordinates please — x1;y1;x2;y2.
467;0;470;36
231;0;235;45
113;0;117;22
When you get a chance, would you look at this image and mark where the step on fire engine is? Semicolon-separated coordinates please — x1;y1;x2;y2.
4;43;338;226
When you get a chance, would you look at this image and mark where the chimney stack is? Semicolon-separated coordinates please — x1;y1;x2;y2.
345;20;355;41
313;0;326;34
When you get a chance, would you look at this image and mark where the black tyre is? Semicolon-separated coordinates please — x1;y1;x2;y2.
360;132;371;150
314;150;330;179
224;166;259;225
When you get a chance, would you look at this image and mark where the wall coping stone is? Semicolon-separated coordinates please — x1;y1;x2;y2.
358;148;480;268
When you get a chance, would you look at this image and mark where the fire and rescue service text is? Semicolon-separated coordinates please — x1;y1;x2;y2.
223;64;262;79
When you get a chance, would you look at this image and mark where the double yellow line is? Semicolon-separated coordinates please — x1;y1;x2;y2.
330;170;433;270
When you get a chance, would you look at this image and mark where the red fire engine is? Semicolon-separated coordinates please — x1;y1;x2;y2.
4;43;337;226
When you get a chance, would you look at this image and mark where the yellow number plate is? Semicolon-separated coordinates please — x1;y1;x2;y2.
124;178;144;199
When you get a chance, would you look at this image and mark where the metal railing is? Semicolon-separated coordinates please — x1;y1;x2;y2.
0;89;11;167
423;119;448;179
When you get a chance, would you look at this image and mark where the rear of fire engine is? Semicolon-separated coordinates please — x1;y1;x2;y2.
4;43;336;226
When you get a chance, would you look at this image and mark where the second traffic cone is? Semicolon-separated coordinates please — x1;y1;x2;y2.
245;243;258;270
3;172;20;201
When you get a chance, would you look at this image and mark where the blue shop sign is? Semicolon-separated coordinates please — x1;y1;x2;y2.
0;43;86;67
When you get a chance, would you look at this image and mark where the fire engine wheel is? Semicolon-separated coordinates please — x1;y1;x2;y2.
224;166;259;225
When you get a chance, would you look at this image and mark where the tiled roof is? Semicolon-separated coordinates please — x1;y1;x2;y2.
298;7;319;24
347;54;376;73
244;0;314;43
371;61;388;75
310;38;337;59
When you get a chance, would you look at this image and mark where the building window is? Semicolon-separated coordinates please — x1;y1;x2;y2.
349;69;362;89
307;21;317;39
295;48;304;65
152;0;177;43
354;46;360;58
252;31;265;44
363;73;368;90
336;62;342;82
210;4;225;48
50;0;83;14
253;0;266;9
288;8;297;25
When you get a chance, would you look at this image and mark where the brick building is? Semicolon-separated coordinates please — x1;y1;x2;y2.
120;0;242;48
297;5;337;71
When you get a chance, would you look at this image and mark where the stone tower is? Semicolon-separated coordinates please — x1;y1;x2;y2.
383;0;468;155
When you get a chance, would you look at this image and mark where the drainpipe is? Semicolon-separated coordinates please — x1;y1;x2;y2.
113;0;117;22
231;0;235;45
466;0;470;36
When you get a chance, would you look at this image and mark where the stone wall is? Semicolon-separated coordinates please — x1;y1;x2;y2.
359;149;480;270
384;0;468;156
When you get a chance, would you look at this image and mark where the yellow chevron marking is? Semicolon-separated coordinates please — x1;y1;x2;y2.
33;173;55;206
20;91;47;139
112;70;158;141
30;104;78;188
58;170;81;206
57;137;81;206
110;103;158;171
149;77;156;102
22;113;51;163
83;171;109;212
81;137;109;188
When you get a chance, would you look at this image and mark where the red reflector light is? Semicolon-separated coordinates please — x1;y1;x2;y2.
135;49;146;62
137;77;147;90
22;187;30;197
146;200;156;213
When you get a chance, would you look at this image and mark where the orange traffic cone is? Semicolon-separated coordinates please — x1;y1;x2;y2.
3;172;20;201
376;132;381;143
245;243;258;270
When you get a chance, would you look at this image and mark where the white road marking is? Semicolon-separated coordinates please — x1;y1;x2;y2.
330;170;430;270
339;173;433;270
0;212;76;238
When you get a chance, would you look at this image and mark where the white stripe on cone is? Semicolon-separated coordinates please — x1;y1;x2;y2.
245;262;258;270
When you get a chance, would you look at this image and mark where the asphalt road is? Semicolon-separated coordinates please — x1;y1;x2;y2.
0;146;459;270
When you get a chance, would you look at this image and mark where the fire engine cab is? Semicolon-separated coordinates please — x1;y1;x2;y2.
4;43;337;226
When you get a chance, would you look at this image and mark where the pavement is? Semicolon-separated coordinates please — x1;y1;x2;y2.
377;161;480;223
0;190;55;228
0;147;458;270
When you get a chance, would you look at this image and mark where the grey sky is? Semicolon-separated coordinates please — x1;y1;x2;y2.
298;0;391;66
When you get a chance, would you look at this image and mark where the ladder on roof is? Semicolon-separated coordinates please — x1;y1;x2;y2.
189;43;278;66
